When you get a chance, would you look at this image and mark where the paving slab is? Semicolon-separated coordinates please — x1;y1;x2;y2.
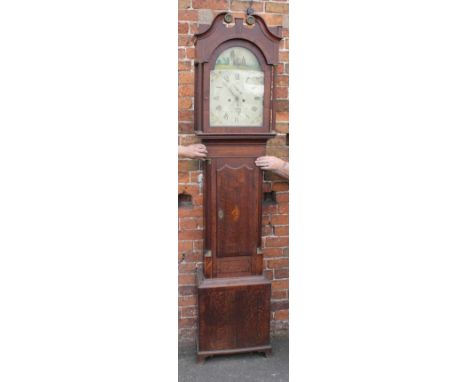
178;336;289;382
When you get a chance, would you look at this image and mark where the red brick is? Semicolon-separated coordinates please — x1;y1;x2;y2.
272;181;289;192
178;48;185;60
262;182;272;192
265;236;288;247
178;159;199;172
189;171;203;183
271;214;288;225
279;51;289;61
276;87;288;99
189;22;200;34
179;85;194;97
186;47;196;59
272;279;288;291
178;35;192;47
178;206;203;218
274;225;288;236
275;268;289;279
179;122;193;134
276;75;289;87
179;71;194;85
178;229;203;241
262;247;283;258
275;123;288;133
179;184;199;195
192;0;228;9
179;285;196;296
275;309;289;320
178;0;191;9
180;306;197;318
261;13;283;26
278;203;288;214
265;171;287;182
179;328;196;340
192;194;203;206
276;63;285;74
229;11;247;19
183;251;203;262
179;273;196;285
179;97;193;110
272;290;288;299
179;317;197;328
267;259;288;269
276;100;288;112
263;203;277;214
276;192;288;202
179;295;197;306
193;240;204;251
262;226;273;236
178;171;190;183
280;38;289;50
276;111;288;122
178;61;192;71
179;135;200;146
179;110;194;122
179;262;197;273
271;300;289;311
179;10;199;21
178;22;189;34
264;269;273;280
178;240;192;252
268;135;286;146
231;1;263;12
265;2;289;14
180;218;198;230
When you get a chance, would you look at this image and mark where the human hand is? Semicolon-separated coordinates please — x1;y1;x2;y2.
255;156;289;179
255;156;285;171
179;144;208;159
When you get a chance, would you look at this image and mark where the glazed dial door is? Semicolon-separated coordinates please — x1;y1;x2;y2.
210;47;264;127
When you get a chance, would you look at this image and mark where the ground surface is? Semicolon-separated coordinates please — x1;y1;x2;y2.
178;336;288;382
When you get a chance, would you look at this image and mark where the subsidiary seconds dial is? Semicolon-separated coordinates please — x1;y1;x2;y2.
210;47;264;127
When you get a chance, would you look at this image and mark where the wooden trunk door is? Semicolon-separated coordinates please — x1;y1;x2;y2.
213;157;261;277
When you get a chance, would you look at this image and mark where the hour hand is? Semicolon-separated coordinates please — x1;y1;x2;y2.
222;79;241;97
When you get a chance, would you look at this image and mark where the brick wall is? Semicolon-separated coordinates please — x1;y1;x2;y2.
178;0;289;346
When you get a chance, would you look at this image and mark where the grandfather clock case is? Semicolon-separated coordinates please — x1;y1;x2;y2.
194;13;282;362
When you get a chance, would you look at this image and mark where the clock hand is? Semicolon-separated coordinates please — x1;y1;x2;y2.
232;84;243;95
221;79;241;98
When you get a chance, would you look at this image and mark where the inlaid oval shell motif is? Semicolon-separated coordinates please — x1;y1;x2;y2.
231;205;240;222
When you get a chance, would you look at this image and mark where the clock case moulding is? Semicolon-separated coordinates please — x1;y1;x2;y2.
194;12;282;137
193;13;283;363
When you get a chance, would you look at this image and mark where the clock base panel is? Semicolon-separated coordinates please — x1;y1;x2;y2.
196;268;271;361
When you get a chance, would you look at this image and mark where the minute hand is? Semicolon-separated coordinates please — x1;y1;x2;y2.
221;79;241;97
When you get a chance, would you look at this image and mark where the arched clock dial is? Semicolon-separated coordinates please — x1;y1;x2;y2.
210;47;264;127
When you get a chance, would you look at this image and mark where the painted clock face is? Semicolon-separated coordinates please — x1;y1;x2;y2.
210;47;264;127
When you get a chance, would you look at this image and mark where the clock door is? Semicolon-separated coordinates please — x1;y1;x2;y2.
214;157;260;277
202;40;272;134
210;46;264;128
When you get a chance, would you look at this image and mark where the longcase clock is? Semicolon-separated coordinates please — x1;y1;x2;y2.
193;12;282;362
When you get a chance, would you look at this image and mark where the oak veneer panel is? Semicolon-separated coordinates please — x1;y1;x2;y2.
197;268;271;355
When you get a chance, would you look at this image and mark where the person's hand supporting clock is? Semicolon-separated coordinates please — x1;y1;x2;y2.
178;144;208;159
255;156;289;180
